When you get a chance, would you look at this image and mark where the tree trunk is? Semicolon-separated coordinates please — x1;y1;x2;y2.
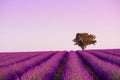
81;45;86;50
81;46;85;50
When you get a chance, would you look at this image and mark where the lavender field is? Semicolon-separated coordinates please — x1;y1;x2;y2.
0;49;120;80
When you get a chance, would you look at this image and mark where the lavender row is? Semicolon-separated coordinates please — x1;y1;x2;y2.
96;49;120;54
87;50;120;66
0;52;48;61
0;53;25;62
87;49;120;57
103;49;120;52
21;51;67;80
62;51;94;80
100;50;120;57
0;51;56;80
0;52;42;67
77;51;120;80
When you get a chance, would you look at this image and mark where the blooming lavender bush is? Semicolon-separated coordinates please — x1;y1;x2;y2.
87;50;120;66
77;51;120;80
0;51;55;80
62;51;94;80
21;51;67;80
0;49;120;80
0;52;41;67
100;50;120;56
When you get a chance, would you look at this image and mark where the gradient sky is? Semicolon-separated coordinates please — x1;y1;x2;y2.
0;0;120;52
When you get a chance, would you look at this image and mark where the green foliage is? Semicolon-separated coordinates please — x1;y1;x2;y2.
73;33;97;50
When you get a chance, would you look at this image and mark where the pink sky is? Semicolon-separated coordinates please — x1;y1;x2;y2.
0;0;120;51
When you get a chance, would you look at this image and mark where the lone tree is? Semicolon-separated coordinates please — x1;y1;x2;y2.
73;33;97;50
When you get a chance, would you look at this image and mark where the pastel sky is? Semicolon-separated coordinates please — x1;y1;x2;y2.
0;0;120;52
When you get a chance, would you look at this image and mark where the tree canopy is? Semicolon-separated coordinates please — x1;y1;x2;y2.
73;33;97;50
